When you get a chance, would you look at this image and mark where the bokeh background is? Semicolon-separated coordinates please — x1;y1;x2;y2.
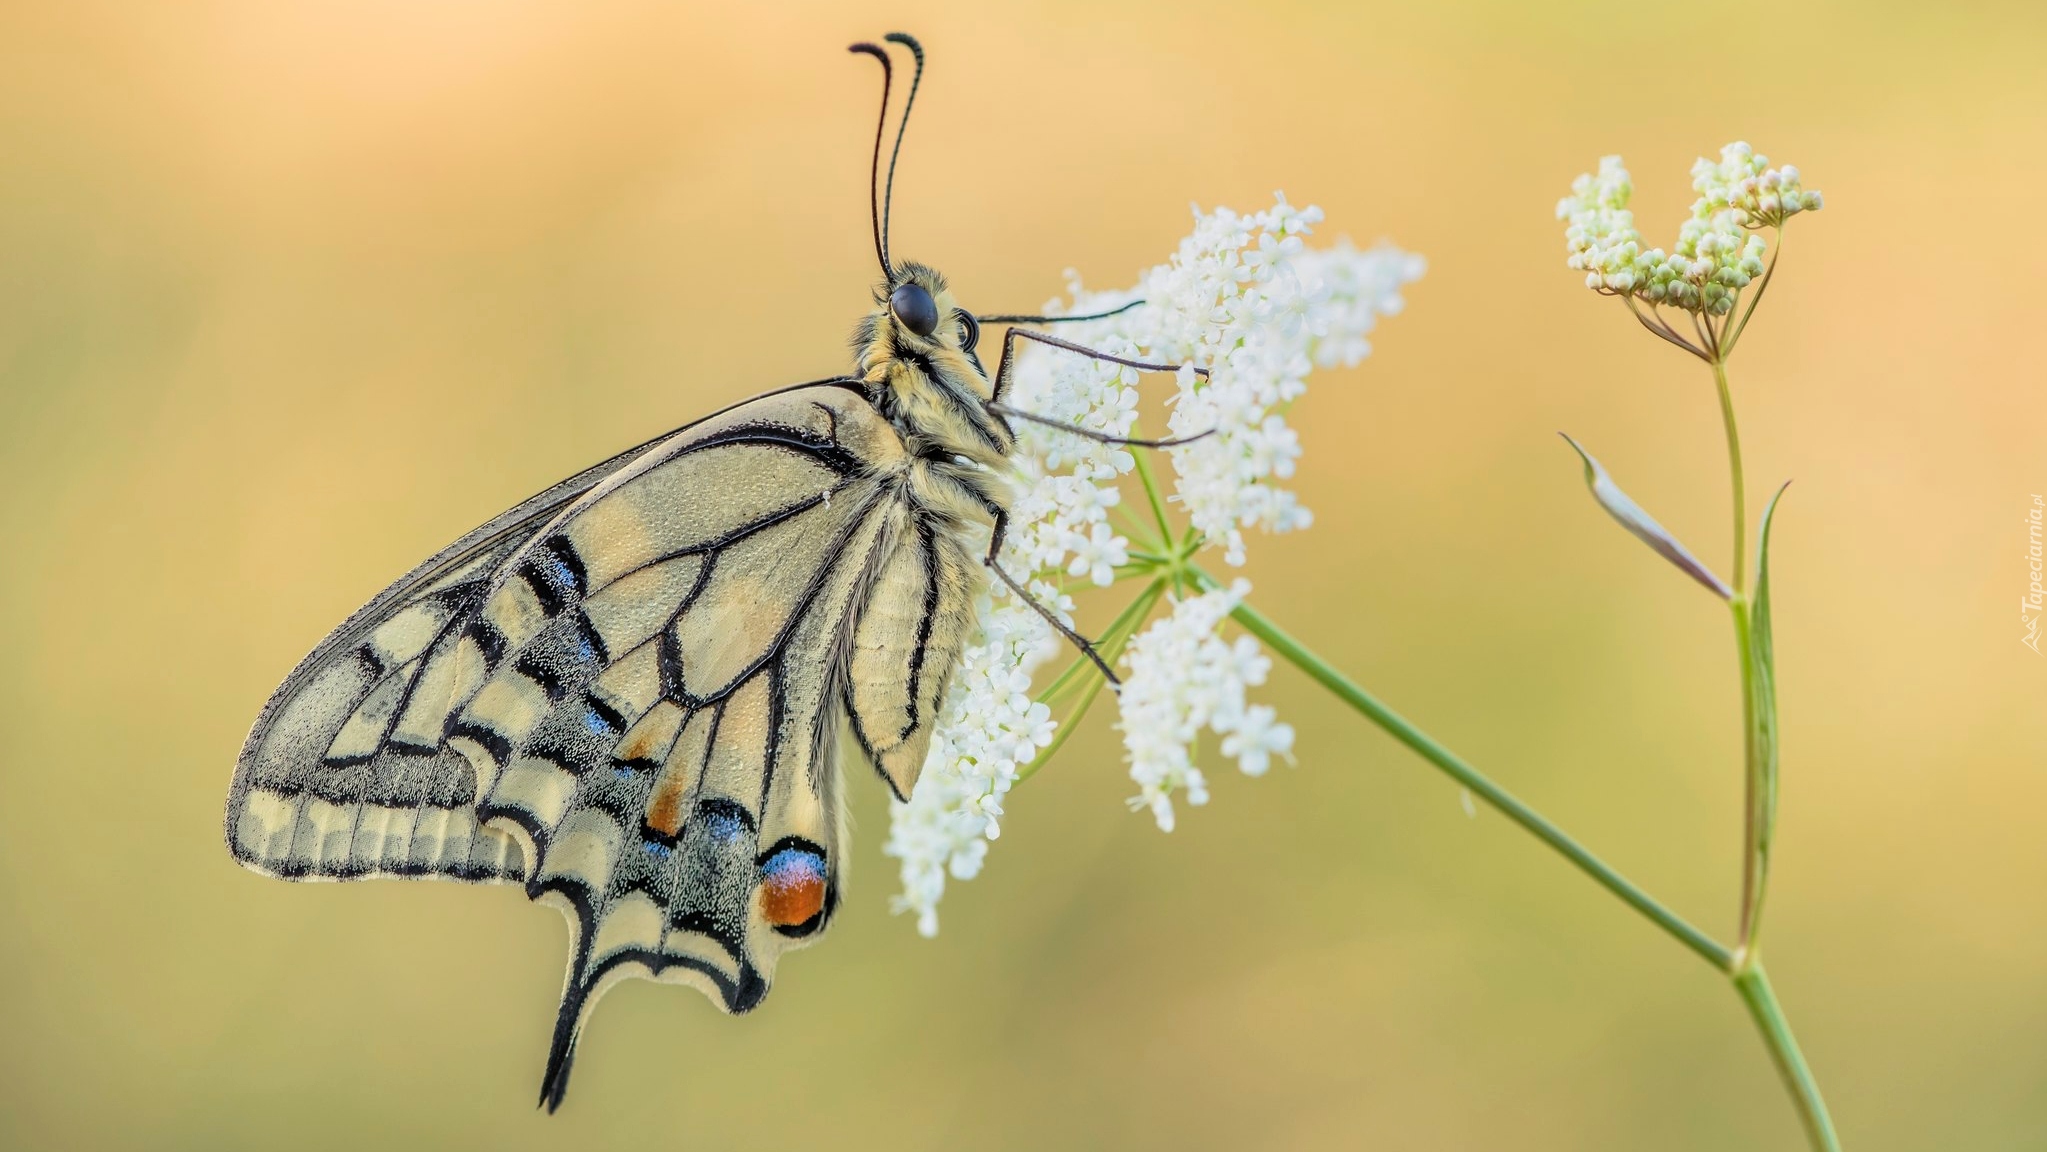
3;1;2042;1148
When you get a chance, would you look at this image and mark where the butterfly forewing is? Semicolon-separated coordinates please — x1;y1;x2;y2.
226;383;973;1105
228;428;687;883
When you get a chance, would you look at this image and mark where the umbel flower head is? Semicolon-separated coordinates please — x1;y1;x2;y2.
883;195;1423;936
1557;143;1822;354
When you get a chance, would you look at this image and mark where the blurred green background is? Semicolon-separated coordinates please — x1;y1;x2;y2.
2;1;2041;1148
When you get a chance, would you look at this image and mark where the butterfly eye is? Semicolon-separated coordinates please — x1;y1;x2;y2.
955;309;981;350
890;282;939;337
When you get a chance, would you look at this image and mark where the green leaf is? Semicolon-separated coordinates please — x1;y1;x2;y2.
1751;482;1790;850
1559;434;1733;600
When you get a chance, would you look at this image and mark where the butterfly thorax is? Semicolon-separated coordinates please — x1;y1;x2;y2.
850;261;1015;527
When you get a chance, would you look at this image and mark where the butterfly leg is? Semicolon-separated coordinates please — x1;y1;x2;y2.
987;401;1214;449
975;299;1144;326
988;325;1208;407
982;505;1121;687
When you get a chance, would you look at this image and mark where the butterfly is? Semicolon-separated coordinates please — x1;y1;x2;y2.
223;32;1206;1111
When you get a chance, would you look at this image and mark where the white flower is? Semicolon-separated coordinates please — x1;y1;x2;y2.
1065;522;1128;587
1117;580;1293;830
1222;704;1294;777
883;195;1420;933
882;591;1059;937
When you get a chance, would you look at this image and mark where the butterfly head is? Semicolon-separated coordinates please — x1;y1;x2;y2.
873;261;980;356
852;261;996;436
845;33;1006;469
847;35;984;364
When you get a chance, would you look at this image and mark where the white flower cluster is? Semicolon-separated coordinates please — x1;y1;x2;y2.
1049;196;1426;565
1002;347;1142;587
1557;143;1823;315
1299;237;1427;371
883;195;1421;934
1118;579;1294;832
882;594;1058;937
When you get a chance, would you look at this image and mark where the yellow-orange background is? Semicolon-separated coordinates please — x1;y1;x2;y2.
2;2;2041;1148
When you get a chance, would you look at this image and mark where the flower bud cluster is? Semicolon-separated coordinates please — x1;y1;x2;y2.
1557;156;1647;294
1558;142;1823;316
1692;141;1824;229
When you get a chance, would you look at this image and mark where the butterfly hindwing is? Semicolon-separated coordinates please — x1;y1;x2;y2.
227;383;959;1108
845;515;979;800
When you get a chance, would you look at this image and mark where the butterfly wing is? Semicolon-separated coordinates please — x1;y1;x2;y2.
227;381;946;1108
844;514;980;800
225;420;690;885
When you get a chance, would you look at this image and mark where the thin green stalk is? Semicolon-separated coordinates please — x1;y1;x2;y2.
1714;358;1748;594
1130;438;1176;547
1114;506;1166;553
1734;959;1841;1152
1733;594;1768;953
1034;578;1166;706
1211;576;1732;972
1717;356;1770;955
1218;580;1841;1149
1017;578;1166;782
1720;227;1783;360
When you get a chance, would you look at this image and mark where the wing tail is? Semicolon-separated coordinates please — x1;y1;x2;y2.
538;978;590;1113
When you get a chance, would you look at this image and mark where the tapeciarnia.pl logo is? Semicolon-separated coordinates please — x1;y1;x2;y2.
2025;495;2044;655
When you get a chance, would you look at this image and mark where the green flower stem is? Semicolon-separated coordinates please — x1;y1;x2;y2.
1733;593;1768;953
1734;958;1841;1152
1721;227;1783;360
1035;579;1164;707
1113;507;1167;554
1130;439;1177;546
1716;357;1770;955
1711;359;1832;1146
1208;576;1733;972
1714;358;1748;595
1053;378;1829;1142
1218;581;1839;1149
1017;578;1167;783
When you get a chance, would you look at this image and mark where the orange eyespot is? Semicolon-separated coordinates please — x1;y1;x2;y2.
760;845;828;931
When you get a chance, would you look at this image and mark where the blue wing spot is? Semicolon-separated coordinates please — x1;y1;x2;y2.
690;797;758;847
705;810;746;844
761;845;827;888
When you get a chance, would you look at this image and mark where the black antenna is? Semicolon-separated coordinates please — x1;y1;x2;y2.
847;41;893;277
879;32;925;278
